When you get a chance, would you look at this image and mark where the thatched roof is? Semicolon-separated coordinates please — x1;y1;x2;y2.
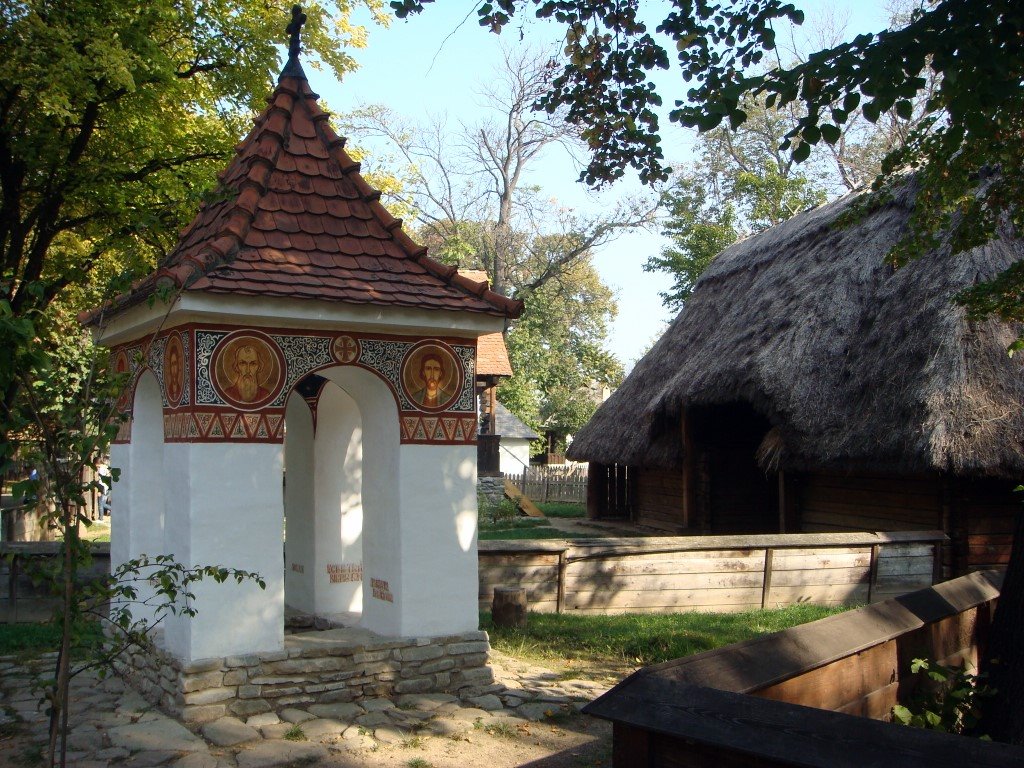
567;181;1024;479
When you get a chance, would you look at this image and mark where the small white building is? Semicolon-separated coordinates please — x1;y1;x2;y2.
492;402;539;476
87;14;523;720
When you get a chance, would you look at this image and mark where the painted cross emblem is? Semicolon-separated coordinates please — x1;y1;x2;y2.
332;334;359;364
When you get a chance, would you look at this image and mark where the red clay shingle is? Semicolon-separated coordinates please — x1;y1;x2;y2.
100;57;522;321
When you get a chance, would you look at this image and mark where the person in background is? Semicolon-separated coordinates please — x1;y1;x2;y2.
97;459;111;521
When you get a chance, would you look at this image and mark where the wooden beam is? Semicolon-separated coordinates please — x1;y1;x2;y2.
761;548;774;609
556;550;567;614
681;408;695;530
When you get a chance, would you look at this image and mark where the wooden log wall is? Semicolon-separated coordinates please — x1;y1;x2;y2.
959;477;1018;570
478;531;945;615
633;467;684;531
798;472;943;533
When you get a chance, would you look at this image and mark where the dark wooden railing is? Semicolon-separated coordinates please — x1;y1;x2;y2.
585;571;1021;767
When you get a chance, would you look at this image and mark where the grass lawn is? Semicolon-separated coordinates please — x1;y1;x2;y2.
0;620;103;657
481;604;850;671
534;502;586;518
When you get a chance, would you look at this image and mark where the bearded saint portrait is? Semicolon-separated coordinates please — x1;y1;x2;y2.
224;343;271;403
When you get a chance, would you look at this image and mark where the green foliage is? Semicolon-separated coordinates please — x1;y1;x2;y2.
645;96;827;311
500;257;623;439
478;518;584;541
0;0;386;447
892;658;994;736
478;494;520;525
392;0;1024;323
482;604;849;668
283;724;307;741
0;621;102;657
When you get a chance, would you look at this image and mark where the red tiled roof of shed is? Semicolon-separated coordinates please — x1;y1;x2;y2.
100;54;522;321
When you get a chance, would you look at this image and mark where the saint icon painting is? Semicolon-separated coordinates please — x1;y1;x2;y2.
211;331;284;410
163;332;185;407
401;342;462;411
112;349;132;410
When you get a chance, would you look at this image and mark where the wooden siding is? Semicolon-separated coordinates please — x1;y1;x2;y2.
633;467;684;532
479;531;943;615
798;472;943;533
959;477;1019;570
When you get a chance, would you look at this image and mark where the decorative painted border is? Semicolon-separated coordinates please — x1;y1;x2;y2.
110;323;482;446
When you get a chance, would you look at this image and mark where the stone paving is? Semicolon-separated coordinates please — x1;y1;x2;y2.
0;650;611;767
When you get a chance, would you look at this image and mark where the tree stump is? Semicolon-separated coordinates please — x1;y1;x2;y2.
492;586;527;629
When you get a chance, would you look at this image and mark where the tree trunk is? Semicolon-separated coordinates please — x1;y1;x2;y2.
981;505;1024;744
47;500;77;768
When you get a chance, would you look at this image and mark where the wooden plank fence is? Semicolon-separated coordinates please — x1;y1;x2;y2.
479;531;946;615
504;464;588;504
582;571;1019;768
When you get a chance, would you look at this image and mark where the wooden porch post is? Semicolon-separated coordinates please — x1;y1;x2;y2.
681;407;695;530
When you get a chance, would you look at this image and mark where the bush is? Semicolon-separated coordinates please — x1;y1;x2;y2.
892;658;994;736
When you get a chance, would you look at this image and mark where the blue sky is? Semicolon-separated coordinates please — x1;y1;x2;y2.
305;1;893;369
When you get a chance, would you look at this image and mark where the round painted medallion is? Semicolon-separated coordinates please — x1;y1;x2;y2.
401;341;462;412
210;330;285;411
331;334;359;364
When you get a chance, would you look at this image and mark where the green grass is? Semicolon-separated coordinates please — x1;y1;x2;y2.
535;502;586;518
481;604;851;668
0;621;104;657
283;724;306;741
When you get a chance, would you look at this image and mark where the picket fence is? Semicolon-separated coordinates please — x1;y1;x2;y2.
503;464;588;504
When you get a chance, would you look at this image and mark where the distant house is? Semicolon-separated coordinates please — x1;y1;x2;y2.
567;180;1024;577
491;401;539;475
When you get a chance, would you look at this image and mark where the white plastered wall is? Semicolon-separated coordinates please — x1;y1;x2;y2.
283;395;316;612
162;442;285;662
391;443;479;637
499;438;532;476
113;372;166;626
312;384;363;614
317;367;399;635
284;384;364;617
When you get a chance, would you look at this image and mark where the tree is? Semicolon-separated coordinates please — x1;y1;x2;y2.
390;0;1024;743
646;95;827;310
0;0;386;444
392;0;1021;262
343;48;642;439
343;47;657;299
499;254;622;448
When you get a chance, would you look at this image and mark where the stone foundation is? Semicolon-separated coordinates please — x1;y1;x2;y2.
118;627;496;724
477;475;505;505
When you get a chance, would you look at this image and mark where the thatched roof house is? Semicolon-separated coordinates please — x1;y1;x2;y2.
568;180;1024;575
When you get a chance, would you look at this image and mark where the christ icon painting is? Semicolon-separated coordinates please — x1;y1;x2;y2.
401;342;461;412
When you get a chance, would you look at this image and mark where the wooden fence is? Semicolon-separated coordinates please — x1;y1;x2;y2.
583;571;1019;767
503;464;588;504
479;530;945;615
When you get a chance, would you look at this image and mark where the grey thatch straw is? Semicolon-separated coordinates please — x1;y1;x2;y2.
567;181;1024;478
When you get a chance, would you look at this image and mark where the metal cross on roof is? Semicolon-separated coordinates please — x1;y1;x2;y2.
287;4;307;60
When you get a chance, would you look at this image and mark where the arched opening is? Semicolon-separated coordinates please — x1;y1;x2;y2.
114;370;166;625
283;366;398;632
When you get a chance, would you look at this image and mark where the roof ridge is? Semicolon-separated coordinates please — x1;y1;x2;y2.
154;84;296;291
